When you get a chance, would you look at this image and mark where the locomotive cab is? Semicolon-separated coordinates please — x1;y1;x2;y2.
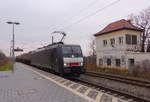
61;45;85;75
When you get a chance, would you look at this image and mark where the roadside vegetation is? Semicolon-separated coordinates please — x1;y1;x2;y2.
0;61;13;71
0;50;13;71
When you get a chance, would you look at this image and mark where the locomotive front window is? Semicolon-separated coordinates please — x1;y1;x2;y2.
62;46;82;57
72;46;82;54
62;47;72;54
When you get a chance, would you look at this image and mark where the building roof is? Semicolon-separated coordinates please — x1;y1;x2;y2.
94;19;143;36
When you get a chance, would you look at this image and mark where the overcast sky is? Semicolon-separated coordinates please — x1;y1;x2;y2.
0;0;150;56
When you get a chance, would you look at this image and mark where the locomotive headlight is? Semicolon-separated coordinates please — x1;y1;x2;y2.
64;63;67;66
80;62;83;66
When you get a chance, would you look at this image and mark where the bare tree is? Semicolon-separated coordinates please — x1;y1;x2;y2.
129;7;150;52
146;39;150;52
88;37;96;56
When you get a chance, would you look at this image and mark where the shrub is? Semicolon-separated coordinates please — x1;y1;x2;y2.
0;51;6;65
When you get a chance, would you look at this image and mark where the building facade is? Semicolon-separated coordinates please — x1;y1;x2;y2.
94;19;149;70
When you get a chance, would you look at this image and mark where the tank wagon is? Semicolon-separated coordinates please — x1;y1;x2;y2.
17;42;85;76
16;52;32;65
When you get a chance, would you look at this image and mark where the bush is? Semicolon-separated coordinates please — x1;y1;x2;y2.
0;51;6;65
0;61;13;71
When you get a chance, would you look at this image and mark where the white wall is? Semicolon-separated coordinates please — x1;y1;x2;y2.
95;29;141;68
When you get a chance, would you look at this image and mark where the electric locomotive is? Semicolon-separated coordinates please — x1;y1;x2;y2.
31;42;85;76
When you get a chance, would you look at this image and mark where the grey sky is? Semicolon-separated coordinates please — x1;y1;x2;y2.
0;0;150;56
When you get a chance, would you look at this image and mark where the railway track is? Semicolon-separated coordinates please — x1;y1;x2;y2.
68;72;150;102
85;71;150;88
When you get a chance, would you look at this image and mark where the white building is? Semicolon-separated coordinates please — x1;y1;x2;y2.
94;19;150;70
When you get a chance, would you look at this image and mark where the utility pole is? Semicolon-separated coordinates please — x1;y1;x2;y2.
10;40;12;57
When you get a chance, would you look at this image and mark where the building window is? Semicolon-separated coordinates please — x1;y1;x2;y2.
126;34;131;44
103;40;107;47
126;34;137;44
110;38;115;47
118;37;123;44
99;59;103;65
116;59;120;66
107;58;111;65
132;35;137;44
128;59;134;66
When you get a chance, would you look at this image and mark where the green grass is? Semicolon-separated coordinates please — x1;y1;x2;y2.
0;61;13;71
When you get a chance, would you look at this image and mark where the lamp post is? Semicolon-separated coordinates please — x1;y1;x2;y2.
7;21;20;65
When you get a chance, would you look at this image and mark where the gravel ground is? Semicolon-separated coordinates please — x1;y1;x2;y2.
80;74;150;100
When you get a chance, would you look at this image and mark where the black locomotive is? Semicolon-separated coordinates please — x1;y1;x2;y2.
16;42;85;76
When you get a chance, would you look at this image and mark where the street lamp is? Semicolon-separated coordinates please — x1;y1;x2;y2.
7;21;20;65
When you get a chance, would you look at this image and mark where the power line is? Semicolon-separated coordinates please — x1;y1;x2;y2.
59;0;120;30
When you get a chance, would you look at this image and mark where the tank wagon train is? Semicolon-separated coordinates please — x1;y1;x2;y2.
17;42;85;76
16;52;32;65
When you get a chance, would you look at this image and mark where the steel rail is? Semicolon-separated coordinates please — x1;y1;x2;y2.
75;77;150;102
85;71;150;88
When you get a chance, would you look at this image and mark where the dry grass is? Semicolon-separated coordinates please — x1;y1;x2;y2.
85;61;150;80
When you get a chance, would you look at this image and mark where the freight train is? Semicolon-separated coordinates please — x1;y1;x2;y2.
16;42;85;77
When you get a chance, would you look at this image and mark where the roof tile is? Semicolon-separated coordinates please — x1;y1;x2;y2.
94;19;143;36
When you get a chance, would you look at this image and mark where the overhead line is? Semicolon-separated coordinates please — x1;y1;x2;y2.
59;0;120;30
50;0;100;32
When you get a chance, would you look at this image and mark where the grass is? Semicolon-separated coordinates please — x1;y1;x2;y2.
0;61;13;71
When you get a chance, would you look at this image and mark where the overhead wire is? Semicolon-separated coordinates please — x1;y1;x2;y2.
58;0;120;30
49;0;101;32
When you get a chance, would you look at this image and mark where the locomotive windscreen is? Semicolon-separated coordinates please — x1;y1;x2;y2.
62;46;82;57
